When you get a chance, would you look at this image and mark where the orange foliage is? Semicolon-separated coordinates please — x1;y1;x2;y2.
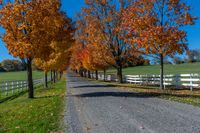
122;0;196;57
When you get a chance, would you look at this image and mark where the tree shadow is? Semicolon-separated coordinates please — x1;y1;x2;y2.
73;91;160;98
73;84;117;88
72;91;200;100
0;90;28;103
68;80;87;83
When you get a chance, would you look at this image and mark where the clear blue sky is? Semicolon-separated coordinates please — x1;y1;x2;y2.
0;0;199;61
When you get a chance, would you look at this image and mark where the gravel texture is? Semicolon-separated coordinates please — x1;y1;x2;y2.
64;72;200;133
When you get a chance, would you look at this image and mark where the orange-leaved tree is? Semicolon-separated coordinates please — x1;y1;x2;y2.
46;14;74;79
81;44;111;80
75;0;140;83
0;0;63;98
122;0;197;89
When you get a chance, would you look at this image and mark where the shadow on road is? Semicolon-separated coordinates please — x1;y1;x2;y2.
74;91;160;98
73;84;117;88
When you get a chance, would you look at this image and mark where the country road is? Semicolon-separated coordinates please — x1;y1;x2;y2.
64;72;200;133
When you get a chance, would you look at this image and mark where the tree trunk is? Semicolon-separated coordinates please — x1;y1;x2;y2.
117;65;123;83
79;70;83;77
53;70;56;83
160;54;164;89
44;71;48;88
103;69;106;81
56;71;58;80
27;58;34;98
60;72;62;79
84;70;87;77
88;70;91;78
95;70;98;80
50;70;53;83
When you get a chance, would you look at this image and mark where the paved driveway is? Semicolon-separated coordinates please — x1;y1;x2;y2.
64;72;200;133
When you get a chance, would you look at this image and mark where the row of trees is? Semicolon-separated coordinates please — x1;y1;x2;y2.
70;0;196;89
0;0;74;98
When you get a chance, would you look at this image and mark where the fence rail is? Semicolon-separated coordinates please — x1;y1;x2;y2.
0;77;51;96
89;73;200;91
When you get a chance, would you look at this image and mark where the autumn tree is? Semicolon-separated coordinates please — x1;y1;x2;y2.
0;0;65;98
76;0;140;83
46;14;74;79
70;43;84;73
122;0;196;89
34;13;74;85
81;44;111;80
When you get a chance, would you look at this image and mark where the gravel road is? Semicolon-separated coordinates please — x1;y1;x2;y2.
64;72;200;133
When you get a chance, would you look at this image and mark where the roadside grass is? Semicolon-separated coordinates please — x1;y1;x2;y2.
0;71;46;81
0;79;66;133
100;62;200;75
93;80;200;107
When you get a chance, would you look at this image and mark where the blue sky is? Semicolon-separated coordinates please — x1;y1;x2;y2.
0;0;199;61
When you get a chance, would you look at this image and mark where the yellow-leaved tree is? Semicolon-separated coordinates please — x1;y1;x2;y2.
0;0;65;98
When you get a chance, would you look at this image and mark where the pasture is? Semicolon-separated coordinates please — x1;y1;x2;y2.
103;62;200;75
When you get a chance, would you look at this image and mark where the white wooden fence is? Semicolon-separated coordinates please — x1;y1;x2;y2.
89;73;200;91
0;77;51;96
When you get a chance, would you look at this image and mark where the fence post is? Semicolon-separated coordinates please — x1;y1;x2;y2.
12;82;14;95
164;75;166;89
190;74;193;91
26;81;28;89
21;81;23;91
17;81;19;92
5;82;8;96
146;74;148;85
23;81;26;89
139;75;142;85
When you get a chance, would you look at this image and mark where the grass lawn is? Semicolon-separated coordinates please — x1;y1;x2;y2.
102;62;200;75
0;71;46;81
0;79;66;133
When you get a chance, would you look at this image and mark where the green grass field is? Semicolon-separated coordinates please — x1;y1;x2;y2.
103;62;200;75
0;71;46;81
0;79;66;133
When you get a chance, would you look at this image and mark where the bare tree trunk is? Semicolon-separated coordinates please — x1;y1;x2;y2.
88;70;91;78
60;72;62;79
103;69;106;81
117;65;123;83
95;70;98;80
160;54;164;89
50;70;53;83
44;71;48;88
53;70;56;83
79;70;83;77
27;58;34;98
84;70;87;77
56;71;58;80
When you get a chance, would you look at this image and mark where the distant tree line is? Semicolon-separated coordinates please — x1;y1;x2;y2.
0;59;26;72
152;49;200;65
174;49;200;64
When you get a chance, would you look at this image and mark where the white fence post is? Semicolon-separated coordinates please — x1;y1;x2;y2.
21;81;23;91
12;82;14;95
164;75;166;89
5;82;8;96
17;81;19;92
190;74;193;91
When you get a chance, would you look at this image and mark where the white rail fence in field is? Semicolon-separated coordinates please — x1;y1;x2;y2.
90;73;200;90
0;77;51;96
